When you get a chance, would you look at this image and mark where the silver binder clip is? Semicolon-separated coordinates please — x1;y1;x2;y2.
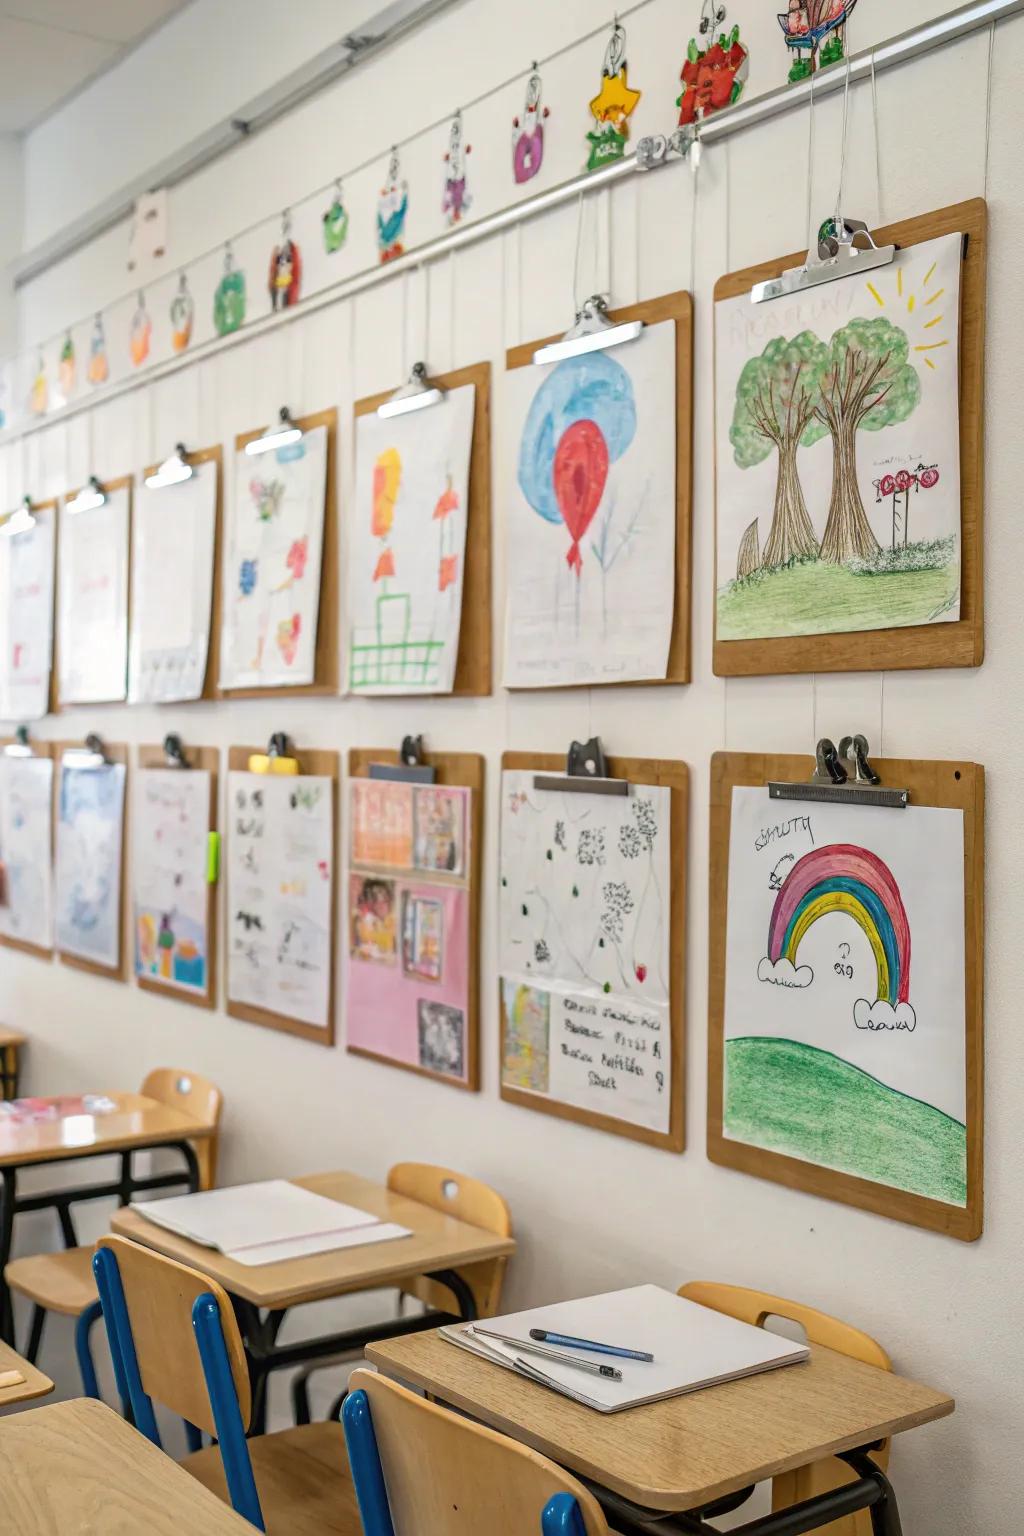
751;216;896;304
769;735;908;809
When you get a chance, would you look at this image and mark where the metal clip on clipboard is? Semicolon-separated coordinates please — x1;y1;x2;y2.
163;733;191;769
769;735;908;810
751;215;896;304
64;733;109;771
248;733;299;775
534;736;629;798
369;735;436;785
3;726;36;759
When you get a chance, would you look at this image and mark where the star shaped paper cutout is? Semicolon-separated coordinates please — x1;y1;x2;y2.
589;65;641;126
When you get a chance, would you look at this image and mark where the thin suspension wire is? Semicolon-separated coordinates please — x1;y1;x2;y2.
983;19;996;196
870;52;884;224
834;15;854;230
572;191;586;315
805;66;817;252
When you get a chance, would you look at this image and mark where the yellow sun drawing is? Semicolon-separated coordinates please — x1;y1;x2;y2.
865;257;949;372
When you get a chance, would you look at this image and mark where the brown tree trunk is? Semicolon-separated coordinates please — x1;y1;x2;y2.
762;439;819;569
819;420;881;564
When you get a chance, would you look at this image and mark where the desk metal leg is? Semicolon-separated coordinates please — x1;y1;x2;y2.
0;1167;17;1344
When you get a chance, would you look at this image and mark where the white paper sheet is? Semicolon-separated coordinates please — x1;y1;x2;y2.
0;754;54;950
715;233;963;641
499;771;671;1134
226;771;333;1028
723;787;967;1206
348;384;475;695
128;460;217;702
132;1180;381;1251
133;768;211;996
220;424;328;688
54;760;126;968
503;320;677;688
57;485;130;703
0;506;55;722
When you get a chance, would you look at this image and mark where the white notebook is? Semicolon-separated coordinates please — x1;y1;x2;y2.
132;1180;410;1264
442;1284;809;1413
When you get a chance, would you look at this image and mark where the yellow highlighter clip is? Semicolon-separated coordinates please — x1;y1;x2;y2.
248;732;299;776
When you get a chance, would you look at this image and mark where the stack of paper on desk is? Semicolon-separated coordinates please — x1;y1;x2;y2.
132;1180;411;1266
442;1284;809;1413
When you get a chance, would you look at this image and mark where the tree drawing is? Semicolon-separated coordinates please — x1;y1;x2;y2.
815;317;921;564
730;333;829;569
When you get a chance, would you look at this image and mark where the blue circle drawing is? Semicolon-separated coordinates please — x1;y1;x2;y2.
517;351;637;525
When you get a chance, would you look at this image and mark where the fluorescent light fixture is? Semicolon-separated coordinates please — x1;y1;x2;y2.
145;443;194;490
66;476;106;515
1;499;36;538
377;362;444;419
245;406;303;456
533;295;644;366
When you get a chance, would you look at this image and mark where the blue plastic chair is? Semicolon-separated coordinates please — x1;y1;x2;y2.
341;1367;607;1536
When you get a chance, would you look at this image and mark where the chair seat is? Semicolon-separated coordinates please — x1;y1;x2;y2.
4;1247;97;1316
181;1421;361;1535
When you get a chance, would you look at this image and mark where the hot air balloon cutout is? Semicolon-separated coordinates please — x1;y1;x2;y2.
442;110;472;227
130;292;152;368
517;349;638;628
779;0;858;84
170;272;195;353
512;65;549;184
269;211;301;310
678;2;749;127
586;20;642;172
214;243;246;337
378;147;409;264
58;332;76;399
323;178;350;254
87;314;109;386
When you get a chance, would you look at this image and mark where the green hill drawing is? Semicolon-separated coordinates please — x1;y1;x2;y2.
725;1037;967;1206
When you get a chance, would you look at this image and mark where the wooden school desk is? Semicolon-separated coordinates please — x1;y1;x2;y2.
367;1326;953;1535
0;1092;213;1344
0;1338;53;1407
112;1169;516;1433
0;1398;253;1534
0;1028;26;1099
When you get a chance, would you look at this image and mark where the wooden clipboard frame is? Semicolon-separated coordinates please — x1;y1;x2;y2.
0;738;55;961
713;198;986;678
707;750;984;1241
138;444;223;702
352;362;492;697
57;474;133;710
505;289;694;689
346;747;484;1092
220;407;340;697
0;498;59;718
53;741;129;983
225;745;338;1047
135;743;219;1011
499;751;688;1152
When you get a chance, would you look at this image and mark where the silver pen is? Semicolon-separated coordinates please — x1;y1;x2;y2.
469;1325;623;1381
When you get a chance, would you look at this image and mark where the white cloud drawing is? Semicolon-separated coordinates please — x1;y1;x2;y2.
853;998;917;1033
757;956;813;989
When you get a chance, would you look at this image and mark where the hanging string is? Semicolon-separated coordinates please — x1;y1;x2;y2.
805;66;817;253
448;248;456;369
834;14;854;232
983;20;996;197
400;269;410;376
572;190;587;315
870;52;884;225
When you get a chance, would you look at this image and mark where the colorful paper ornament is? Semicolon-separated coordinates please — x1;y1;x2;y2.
678;4;748;124
512;66;549;183
323;179;350;254
170;272;194;352
214;243;246;336
378;147;409;263
130;292;152;367
779;0;857;83
269;212;301;311
87;314;109;385
586;21;642;172
30;354;47;416
58;332;76;397
442;110;472;226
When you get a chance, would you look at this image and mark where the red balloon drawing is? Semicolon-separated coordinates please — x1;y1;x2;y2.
552;418;609;574
919;466;940;489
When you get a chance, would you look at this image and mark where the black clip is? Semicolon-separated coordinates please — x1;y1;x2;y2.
533;736;629;797
163;733;189;769
369;733;436;785
3;725;34;758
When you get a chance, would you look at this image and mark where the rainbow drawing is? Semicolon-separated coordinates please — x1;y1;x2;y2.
767;844;911;1005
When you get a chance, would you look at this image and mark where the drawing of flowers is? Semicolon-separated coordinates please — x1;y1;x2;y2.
286;537;308;581
251;477;285;522
238;558;258;597
577;827;606;866
438;554;459;591
276;614;301;665
554;820;566;849
600;880;634;941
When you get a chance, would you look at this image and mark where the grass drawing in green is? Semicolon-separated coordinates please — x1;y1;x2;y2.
724;1037;967;1206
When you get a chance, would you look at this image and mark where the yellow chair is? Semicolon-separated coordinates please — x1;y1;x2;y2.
679;1281;892;1536
344;1366;610;1536
4;1068;222;1394
95;1234;359;1535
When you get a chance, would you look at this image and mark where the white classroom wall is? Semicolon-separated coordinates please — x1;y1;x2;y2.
1;2;1023;1531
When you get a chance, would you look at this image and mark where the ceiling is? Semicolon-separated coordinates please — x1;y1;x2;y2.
0;0;192;134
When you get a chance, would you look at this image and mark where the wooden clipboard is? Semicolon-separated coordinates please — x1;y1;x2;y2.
220;407;340;697
53;741;129;982
352;361;492;697
505;289;694;689
0;739;54;962
0;498;59;718
707;750;984;1241
713;198;986;678
139;444;223;702
225;745;338;1047
135;743;219;1011
499;751;688;1152
346;747;484;1092
57;474;132;710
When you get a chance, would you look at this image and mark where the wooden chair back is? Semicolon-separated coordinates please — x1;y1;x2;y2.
95;1234;250;1436
387;1162;511;1317
349;1367;609;1535
141;1067;223;1189
679;1281;891;1536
